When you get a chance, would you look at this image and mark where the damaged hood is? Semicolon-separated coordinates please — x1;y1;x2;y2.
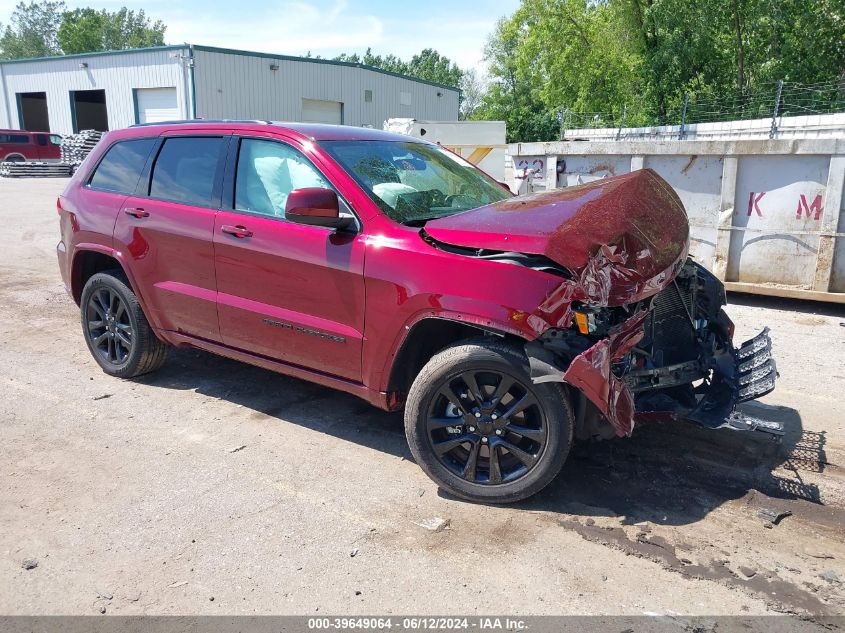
425;169;690;305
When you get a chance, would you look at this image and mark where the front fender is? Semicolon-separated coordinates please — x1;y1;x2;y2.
525;309;649;437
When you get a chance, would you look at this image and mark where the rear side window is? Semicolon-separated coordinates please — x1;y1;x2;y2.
149;137;224;207
3;134;29;144
89;138;156;194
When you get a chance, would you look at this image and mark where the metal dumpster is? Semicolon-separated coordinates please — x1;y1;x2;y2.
508;137;845;303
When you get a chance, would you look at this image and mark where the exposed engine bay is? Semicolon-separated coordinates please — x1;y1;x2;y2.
420;170;779;440
526;259;779;439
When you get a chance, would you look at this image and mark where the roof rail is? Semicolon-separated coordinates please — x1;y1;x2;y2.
129;119;274;128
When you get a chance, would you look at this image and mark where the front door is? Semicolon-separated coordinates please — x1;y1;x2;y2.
213;135;365;382
113;132;230;341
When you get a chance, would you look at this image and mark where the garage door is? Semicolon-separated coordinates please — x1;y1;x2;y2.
135;87;179;124
301;99;343;124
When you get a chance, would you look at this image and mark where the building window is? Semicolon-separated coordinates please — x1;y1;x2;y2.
400;91;412;106
364;90;373;103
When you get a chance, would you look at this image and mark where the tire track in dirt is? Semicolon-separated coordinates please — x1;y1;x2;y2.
559;518;836;617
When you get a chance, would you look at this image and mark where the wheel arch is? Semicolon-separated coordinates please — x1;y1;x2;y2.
3;153;26;162
385;316;526;400
70;247;145;310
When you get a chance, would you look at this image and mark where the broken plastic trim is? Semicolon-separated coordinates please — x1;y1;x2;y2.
420;229;573;278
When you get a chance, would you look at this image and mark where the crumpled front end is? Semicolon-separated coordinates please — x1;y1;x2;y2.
421;169;777;437
527;260;779;438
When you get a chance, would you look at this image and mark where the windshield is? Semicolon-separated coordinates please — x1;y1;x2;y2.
320;140;511;225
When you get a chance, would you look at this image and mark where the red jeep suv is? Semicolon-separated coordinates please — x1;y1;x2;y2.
1;129;62;162
57;121;778;503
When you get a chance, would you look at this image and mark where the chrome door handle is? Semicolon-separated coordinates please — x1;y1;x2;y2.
124;208;149;218
221;224;253;238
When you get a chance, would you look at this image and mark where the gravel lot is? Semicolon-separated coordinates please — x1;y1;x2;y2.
1;177;844;619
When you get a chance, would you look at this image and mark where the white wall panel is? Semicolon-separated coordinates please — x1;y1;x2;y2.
191;47;459;127
0;47;189;134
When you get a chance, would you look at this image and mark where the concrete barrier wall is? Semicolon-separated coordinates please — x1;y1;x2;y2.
507;138;845;303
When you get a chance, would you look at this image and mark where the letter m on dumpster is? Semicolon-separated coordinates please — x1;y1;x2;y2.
796;194;823;221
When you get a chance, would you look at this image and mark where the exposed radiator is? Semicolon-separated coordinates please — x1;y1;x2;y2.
647;281;697;365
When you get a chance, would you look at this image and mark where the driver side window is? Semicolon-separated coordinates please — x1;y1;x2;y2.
234;138;329;218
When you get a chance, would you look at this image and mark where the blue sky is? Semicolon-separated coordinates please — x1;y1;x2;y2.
0;0;520;69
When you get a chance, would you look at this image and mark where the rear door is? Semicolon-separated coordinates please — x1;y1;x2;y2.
78;136;158;250
213;132;365;381
113;131;231;341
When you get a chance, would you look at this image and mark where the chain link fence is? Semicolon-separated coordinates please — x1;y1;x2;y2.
558;79;845;139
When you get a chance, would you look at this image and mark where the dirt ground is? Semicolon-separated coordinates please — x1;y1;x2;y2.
1;177;844;620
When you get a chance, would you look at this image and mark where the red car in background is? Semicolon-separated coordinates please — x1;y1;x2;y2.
1;129;62;162
56;121;778;503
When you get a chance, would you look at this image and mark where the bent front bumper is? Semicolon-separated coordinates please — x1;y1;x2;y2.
685;327;780;435
735;327;777;403
548;320;780;438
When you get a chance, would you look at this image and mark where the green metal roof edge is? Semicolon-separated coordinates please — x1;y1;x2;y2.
191;45;461;94
0;44;188;65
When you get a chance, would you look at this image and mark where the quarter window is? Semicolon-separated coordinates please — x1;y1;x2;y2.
1;134;29;144
234;138;330;218
89;138;156;194
150;136;224;207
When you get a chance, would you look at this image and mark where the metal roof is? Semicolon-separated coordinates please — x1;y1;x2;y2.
0;43;462;94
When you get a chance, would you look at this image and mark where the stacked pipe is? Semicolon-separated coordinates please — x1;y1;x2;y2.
60;130;104;165
0;162;74;177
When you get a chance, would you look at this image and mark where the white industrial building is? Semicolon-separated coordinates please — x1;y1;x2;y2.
0;44;459;134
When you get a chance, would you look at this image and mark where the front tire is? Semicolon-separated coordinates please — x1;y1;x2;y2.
80;271;168;378
405;339;573;504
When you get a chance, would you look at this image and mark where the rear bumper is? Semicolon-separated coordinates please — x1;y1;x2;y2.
57;240;71;295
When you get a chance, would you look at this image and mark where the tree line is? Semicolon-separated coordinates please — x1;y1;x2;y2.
2;0;842;143
472;0;845;141
0;1;164;59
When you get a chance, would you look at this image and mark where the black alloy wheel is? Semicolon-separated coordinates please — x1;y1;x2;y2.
86;286;133;365
79;271;168;378
427;369;548;485
405;340;573;504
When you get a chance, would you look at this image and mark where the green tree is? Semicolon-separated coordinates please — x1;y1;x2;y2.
473;17;560;142
58;7;165;54
406;48;463;88
0;1;64;59
476;0;844;137
56;7;103;54
459;68;485;120
334;47;463;88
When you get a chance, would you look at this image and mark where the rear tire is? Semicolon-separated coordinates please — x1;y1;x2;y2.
80;271;168;378
405;339;573;504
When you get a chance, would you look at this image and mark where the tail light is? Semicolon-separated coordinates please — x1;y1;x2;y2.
56;197;63;216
